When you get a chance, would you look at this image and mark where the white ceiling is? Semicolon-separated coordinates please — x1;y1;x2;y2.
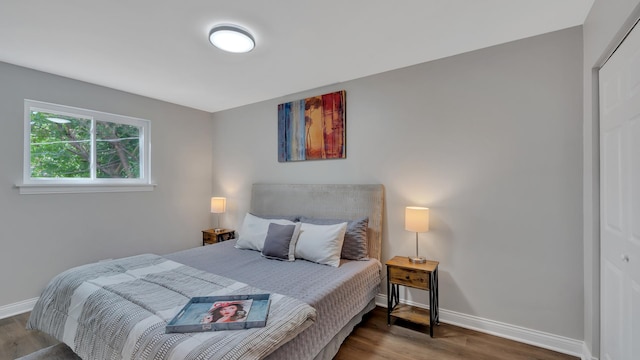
0;1;594;113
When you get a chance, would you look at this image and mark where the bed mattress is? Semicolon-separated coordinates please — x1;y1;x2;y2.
166;240;382;360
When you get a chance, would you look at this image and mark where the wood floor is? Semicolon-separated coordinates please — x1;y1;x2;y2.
335;308;578;360
0;312;57;360
1;307;578;360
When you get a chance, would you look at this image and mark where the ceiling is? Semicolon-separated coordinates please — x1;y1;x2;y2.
0;1;594;113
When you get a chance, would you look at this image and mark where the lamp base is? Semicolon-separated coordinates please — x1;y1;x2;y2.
408;256;426;264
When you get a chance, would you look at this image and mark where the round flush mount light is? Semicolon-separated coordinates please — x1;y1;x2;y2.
208;25;255;53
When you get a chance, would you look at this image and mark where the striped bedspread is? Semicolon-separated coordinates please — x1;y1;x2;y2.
27;254;316;360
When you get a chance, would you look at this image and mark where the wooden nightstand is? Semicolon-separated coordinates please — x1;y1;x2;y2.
386;255;439;337
202;229;235;246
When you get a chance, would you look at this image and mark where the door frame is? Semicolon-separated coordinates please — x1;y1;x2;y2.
591;8;640;360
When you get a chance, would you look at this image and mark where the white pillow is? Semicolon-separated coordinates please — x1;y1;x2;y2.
235;213;296;251
294;222;348;267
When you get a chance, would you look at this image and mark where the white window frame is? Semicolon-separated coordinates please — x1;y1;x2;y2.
17;99;154;194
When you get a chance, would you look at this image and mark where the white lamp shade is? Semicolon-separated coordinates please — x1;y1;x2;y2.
405;207;429;232
210;197;226;213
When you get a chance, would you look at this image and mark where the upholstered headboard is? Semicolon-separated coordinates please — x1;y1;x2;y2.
250;184;384;261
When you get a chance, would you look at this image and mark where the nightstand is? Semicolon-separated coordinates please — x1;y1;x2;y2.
386;255;439;337
202;229;235;246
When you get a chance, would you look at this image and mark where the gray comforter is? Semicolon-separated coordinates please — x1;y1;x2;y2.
27;254;316;360
166;240;382;360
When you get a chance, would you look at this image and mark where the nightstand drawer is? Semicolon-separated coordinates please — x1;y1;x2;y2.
203;232;215;245
389;266;430;290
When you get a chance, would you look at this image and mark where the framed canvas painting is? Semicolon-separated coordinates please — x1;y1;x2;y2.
278;90;346;162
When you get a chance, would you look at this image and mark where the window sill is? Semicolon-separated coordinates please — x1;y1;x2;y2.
15;183;157;195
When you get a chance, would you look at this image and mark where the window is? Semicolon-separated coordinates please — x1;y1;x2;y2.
19;100;153;194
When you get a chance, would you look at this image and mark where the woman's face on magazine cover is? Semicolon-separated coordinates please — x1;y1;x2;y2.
220;305;238;317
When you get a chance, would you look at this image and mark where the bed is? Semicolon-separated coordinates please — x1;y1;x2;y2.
26;184;384;360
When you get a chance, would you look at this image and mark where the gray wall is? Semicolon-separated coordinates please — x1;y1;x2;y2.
211;27;584;338
0;62;213;307
582;0;640;356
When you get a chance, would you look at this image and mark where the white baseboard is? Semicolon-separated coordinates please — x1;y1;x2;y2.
581;342;598;360
375;294;586;358
0;297;38;319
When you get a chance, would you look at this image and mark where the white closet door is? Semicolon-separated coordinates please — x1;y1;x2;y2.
599;21;640;360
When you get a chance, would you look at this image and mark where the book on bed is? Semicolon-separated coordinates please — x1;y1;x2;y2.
166;294;271;333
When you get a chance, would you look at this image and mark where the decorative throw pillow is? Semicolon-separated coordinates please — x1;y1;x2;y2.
294;222;348;267
261;222;301;261
298;216;369;260
235;213;296;251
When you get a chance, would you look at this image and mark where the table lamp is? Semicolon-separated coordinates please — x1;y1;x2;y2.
405;206;430;263
210;197;226;233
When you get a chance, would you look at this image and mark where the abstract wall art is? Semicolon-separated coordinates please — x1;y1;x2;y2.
277;90;346;162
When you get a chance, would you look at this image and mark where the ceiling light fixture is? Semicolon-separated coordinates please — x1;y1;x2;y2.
208;25;255;53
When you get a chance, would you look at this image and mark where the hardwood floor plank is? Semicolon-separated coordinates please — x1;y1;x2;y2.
0;312;58;360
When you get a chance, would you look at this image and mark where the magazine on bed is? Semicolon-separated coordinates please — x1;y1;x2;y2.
166;294;271;333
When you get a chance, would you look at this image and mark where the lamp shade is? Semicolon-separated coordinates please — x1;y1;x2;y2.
405;206;429;232
210;197;226;213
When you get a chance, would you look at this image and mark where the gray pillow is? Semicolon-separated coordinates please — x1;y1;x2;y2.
298;216;369;260
261;223;299;261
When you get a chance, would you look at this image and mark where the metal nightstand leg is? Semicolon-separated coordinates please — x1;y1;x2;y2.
387;267;392;325
387;267;400;325
429;267;439;337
